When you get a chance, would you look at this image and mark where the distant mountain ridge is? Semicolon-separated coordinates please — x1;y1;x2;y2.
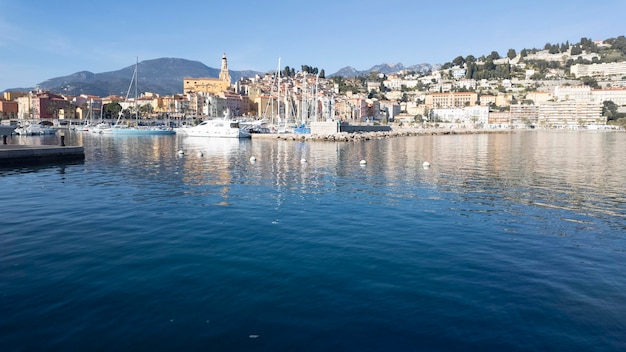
4;58;436;96
23;58;263;97
329;63;434;77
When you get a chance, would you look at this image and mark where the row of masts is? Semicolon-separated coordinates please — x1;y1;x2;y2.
265;58;334;127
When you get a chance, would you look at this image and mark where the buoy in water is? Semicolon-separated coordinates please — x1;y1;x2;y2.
250;156;257;163
360;160;367;165
422;161;431;168
197;151;204;157
301;158;307;163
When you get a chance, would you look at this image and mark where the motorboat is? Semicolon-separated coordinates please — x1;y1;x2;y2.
176;119;250;138
14;123;57;135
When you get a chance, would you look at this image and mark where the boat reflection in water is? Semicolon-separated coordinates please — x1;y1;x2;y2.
180;135;249;157
179;136;252;206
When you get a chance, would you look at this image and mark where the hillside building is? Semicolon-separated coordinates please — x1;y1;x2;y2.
425;92;478;109
554;85;592;102
591;88;626;106
570;62;626;78
183;53;232;95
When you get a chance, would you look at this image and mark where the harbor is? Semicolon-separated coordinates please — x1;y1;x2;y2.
1;130;624;351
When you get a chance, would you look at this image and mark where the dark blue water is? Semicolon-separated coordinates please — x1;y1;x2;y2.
1;131;625;351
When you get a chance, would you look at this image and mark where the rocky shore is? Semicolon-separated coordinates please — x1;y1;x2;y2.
252;128;512;142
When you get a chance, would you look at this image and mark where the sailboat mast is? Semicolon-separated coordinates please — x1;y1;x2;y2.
313;73;319;122
135;57;138;120
277;57;281;125
301;72;307;126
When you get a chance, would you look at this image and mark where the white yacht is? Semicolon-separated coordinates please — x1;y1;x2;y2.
176;119;250;138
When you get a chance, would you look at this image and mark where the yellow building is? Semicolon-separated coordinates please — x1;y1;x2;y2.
425;92;478;109
184;53;232;95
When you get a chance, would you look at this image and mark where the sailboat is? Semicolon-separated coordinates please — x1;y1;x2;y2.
101;58;175;136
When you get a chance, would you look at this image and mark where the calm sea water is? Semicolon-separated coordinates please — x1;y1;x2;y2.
1;130;625;351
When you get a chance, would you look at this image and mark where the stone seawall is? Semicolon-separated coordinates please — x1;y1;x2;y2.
251;128;512;142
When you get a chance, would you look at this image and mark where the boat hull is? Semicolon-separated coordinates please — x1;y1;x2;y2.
175;120;250;138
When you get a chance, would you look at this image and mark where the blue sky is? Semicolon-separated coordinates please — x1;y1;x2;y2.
1;0;625;91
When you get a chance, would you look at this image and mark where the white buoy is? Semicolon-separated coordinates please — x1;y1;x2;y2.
250;156;257;163
177;150;184;155
197;151;204;157
360;160;367;165
422;161;431;169
301;158;307;163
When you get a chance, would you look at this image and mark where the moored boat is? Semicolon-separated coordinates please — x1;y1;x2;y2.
176;119;250;138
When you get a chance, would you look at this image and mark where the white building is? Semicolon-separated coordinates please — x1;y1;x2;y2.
591;88;626;106
538;102;603;127
554;85;592;102
570;62;626;78
432;106;489;125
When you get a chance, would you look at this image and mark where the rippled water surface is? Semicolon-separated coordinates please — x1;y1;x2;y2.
1;131;625;351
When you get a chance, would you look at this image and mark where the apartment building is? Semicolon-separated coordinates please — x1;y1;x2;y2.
510;104;539;125
31;92;70;119
425;91;478;109
525;92;553;104
538;102;604;127
570;62;626;78
432;106;488;124
554;85;592;102
591;88;626;106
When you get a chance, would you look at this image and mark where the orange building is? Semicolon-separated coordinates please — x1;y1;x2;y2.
0;99;18;118
184;53;232;95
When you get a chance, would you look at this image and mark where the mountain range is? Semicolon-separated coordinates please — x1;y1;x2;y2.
5;58;435;97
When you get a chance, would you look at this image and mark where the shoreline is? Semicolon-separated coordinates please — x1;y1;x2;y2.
253;128;513;142
252;126;625;142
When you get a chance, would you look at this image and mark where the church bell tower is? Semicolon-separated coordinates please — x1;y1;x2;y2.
219;53;231;84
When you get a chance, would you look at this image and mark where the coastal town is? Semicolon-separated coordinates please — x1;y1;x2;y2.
1;37;626;133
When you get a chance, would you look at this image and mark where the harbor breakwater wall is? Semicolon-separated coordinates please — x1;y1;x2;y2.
252;128;512;142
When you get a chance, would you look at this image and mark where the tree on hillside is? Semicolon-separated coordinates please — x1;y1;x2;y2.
301;65;319;75
602;100;618;121
489;51;501;60
507;48;517;59
605;36;626;55
282;66;292;77
570;45;583;55
580;37;598;52
581;76;599;89
452;56;465;67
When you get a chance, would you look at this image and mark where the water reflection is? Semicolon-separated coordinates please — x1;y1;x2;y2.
74;131;625;226
400;131;626;225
